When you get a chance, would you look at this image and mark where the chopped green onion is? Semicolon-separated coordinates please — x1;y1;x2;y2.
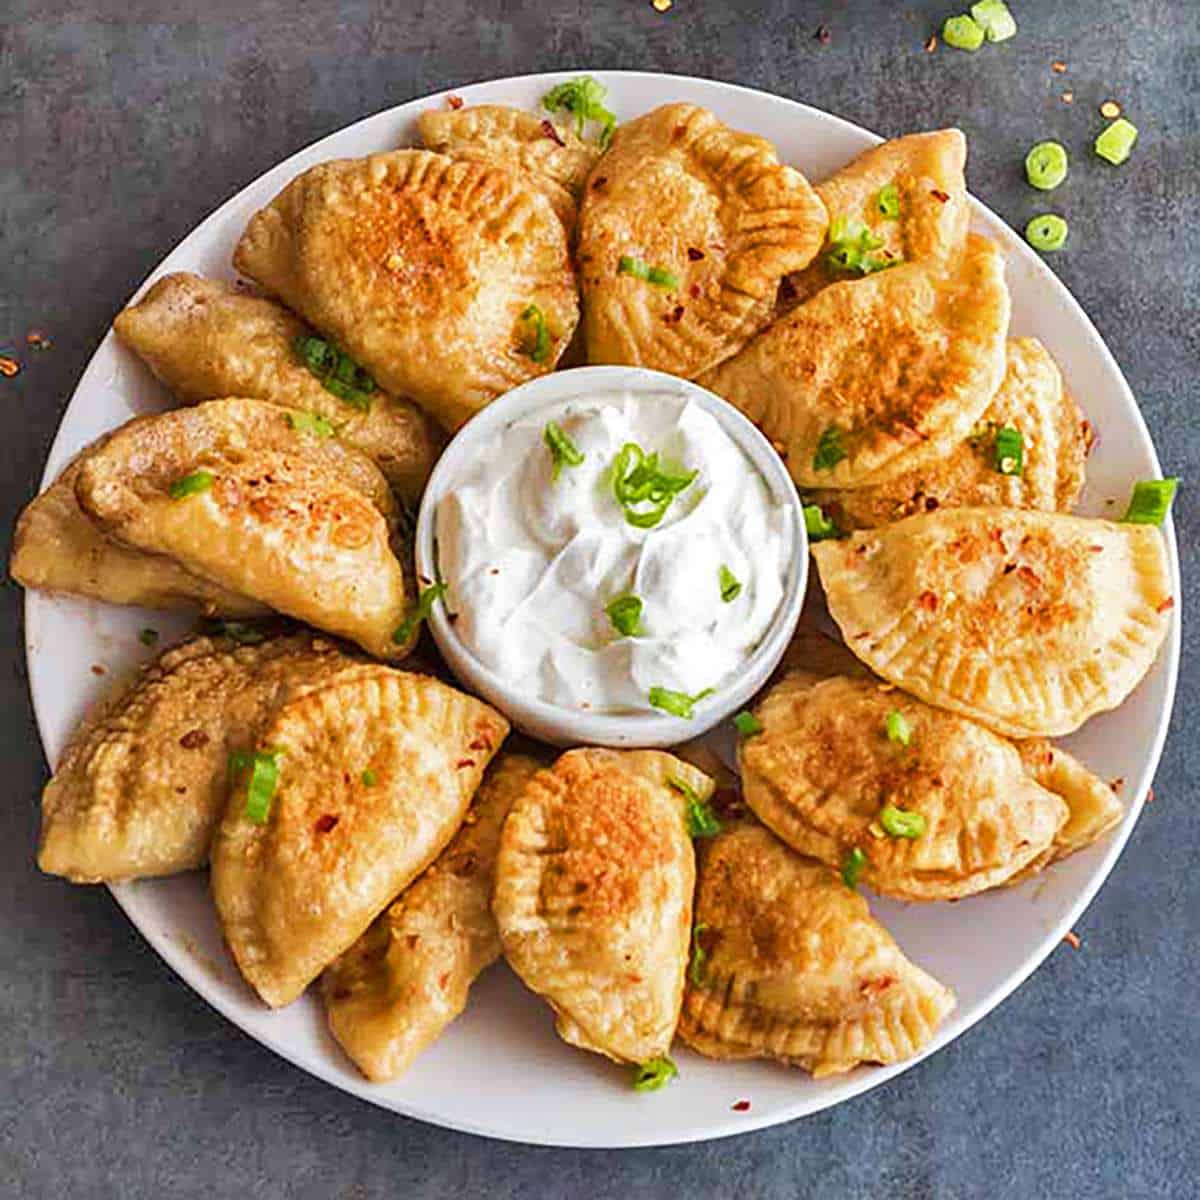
885;709;912;746
605;594;644;637
649;685;714;720
802;502;841;542
632;1056;678;1092
520;304;552;364
212;620;267;645
734;710;763;737
618;255;679;290
969;0;1017;41
876;182;901;219
688;923;710;986
1122;478;1178;525
879;804;927;840
942;14;985;51
168;470;214;500
718;565;742;603
670;776;722;839
842;846;867;890
242;750;282;824
610;441;698;528
1024;141;1069;191
1025;214;1069;252
285;410;336;438
1095;117;1138;166
361;769;377;787
993;426;1025;476
138;628;159;647
543;420;585;481
393;581;448;644
813;426;847;472
541;75;617;146
293;334;375;410
825;216;898;276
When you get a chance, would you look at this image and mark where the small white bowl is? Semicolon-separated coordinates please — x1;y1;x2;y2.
415;365;807;747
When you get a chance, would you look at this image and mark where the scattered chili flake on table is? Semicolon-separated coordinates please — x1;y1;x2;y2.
814;24;832;45
1100;99;1121;119
1146;786;1155;804
1062;930;1081;951
26;329;52;350
732;1099;751;1112
1051;60;1068;73
446;93;464;109
925;34;938;52
0;354;20;378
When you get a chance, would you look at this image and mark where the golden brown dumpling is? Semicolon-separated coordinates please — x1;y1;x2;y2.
699;234;1010;489
11;449;267;616
679;821;955;1076
322;753;540;1081
740;670;1067;899
38;634;354;883
813;507;1173;737
493;748;710;1065
786;129;969;309
578;103;827;378
74;399;413;659
807;338;1087;530
233;150;579;431
418;104;598;231
212;666;509;1007
113;273;444;505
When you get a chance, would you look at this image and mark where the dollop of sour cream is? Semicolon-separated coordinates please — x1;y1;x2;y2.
436;392;793;714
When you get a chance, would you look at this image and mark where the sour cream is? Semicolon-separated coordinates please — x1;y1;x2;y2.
435;392;794;714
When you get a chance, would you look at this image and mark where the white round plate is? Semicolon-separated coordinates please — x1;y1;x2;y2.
26;71;1180;1148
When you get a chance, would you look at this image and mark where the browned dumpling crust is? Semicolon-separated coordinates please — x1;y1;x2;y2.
38;634;356;884
740;671;1067;900
699;233;1011;490
323;753;540;1082
578;103;828;378
233;150;579;432
212;665;509;1008
679;822;955;1076
493;748;710;1065
807;338;1087;531
11;449;267;617
418;104;599;231
113;273;445;505
74;399;412;659
813;507;1173;737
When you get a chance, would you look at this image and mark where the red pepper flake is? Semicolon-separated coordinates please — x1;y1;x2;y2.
1052;60;1068;74
924;34;938;52
179;729;210;750
1062;929;1081;950
1043;748;1055;766
1088;544;1104;553
859;975;896;995
1015;564;1042;588
930;188;950;203
732;1099;751;1112
0;355;20;378
446;93;464;109
687;247;705;261
540;118;565;147
1156;596;1175;614
689;283;702;298
315;814;340;834
814;24;832;45
918;590;939;612
26;329;52;350
1081;419;1099;454
438;971;451;988
1109;777;1125;794
591;176;608;191
468;736;491;751
1146;786;1155;804
455;758;475;769
90;664;106;676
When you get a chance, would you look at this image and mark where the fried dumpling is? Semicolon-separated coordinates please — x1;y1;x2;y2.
233;150;579;431
578;103;827;378
699;233;1010;489
212;666;509;1007
679;821;955;1076
786;129;969;309
74;399;413;659
418;104;599;230
38;633;355;883
813;507;1173;737
493;748;709;1065
806;338;1087;530
740;670;1067;899
113;273;444;504
11;450;267;616
322;753;540;1081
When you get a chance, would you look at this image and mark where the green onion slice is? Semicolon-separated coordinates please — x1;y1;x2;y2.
605;594;644;637
1024;140;1069;191
825;215;899;276
543;420;585;480
138;628;159;647
632;1056;678;1092
1025;214;1068;252
393;581;448;644
993;426;1025;476
876;182;901;219
361;769;377;787
842;846;868;890
168;470;214;500
733;710;763;737
541;75;617;146
617;255;679;290
242;750;283;824
1095;118;1138;166
718;564;742;603
812;426;847;472
1122;478;1178;525
610;441;698;528
688;923;710;986
885;709;912;746
649;685;714;720
285;410;336;438
942;13;985;50
520;304;552;364
879;803;927;840
802;502;841;542
970;0;1017;41
670;776;722;839
293;335;375;410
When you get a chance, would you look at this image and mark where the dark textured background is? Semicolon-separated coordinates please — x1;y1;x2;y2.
2;3;1197;1197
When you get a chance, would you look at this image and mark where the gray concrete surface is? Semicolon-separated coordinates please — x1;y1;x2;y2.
2;3;1197;1197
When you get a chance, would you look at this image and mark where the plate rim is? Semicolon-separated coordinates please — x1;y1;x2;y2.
23;68;1182;1148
